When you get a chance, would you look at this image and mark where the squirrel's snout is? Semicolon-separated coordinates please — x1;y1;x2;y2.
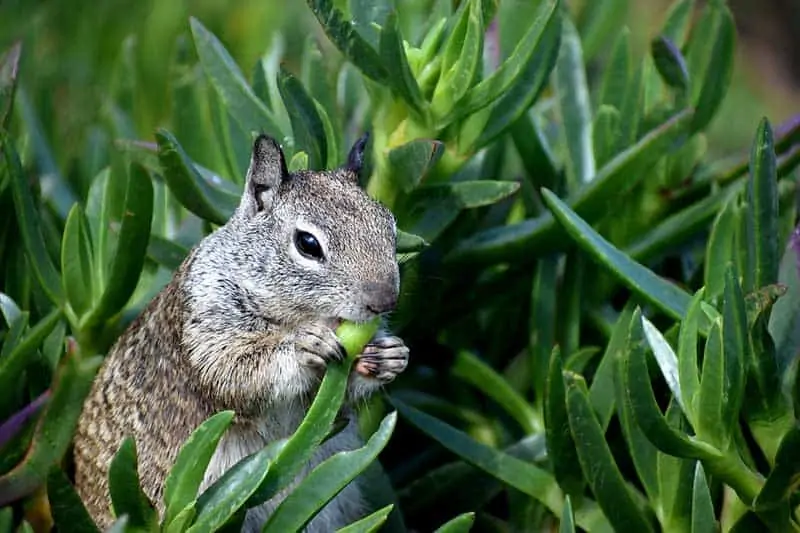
363;281;398;314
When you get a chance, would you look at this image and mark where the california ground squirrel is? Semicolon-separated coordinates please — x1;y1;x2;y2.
73;134;410;531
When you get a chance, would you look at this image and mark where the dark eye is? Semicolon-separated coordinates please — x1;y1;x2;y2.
295;230;324;260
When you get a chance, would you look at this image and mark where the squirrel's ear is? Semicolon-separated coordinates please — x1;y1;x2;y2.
343;132;370;183
240;134;289;215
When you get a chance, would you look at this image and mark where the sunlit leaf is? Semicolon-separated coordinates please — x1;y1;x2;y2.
541;189;692;321
305;0;388;83
263;413;397;533
163;410;235;526
278;67;327;170
189;18;283;139
335;504;394;533
47;467;100;533
433;512;475;533
108;438;157;530
690;463;716;533
564;372;654;533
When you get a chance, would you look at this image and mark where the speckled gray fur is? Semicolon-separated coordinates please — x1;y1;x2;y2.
73;134;409;532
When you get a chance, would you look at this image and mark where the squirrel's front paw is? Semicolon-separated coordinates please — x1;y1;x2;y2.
354;336;409;384
293;324;345;370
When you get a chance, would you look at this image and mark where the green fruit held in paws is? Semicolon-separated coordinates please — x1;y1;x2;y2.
336;318;381;359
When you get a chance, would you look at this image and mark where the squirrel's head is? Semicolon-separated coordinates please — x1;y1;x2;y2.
217;133;399;327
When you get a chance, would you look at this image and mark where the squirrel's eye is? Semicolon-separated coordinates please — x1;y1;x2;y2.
295;231;324;260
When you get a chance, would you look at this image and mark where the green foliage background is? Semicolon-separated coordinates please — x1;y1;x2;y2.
1;0;800;532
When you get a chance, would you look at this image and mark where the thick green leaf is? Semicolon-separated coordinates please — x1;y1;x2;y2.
278;67;327;170
599;28;630;111
560;496;575;533
541;188;691;321
335;504;394;533
721;265;747;431
0;507;11;532
0;310;28;364
747;118;779;290
0;346;102;506
165;505;197;533
613;348;660;503
578;0;628;60
305;0;388;83
0;42;21;129
156;129;239;225
0;308;62;409
656;403;695;532
413;181;520;210
288;150;309;173
661;0;694;44
753;424;800;511
431;0;484;119
189;17;283;139
640;314;684;412
396;433;546;521
511;114;559;193
47;467;100;533
544;347;584;497
626;179;741;265
163;410;235;526
450;108;692;266
108;438;157;530
433;512;475;533
387;139;444;193
704;198;739;302
555;16;595;187
61;204;95;319
687;4;735;133
696;319;727;448
616;59;644;151
453;350;539;433
3;133;64;305
379;12;426;115
445;0;559;123
530;257;559;398
395;230;428;253
147;235;189;272
248;358;356;506
189;442;281;533
678;290;704;425
82;163;154;327
263;412;397;533
691;463;716;533
592;105;621;168
589;302;636;429
391;398;611;531
770;228;800;372
16;87;76;218
473;11;561;149
651;36;689;91
625;308;717;459
348;0;392;49
564;372;654;533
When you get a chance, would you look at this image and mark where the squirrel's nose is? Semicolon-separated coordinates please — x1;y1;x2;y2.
363;281;398;314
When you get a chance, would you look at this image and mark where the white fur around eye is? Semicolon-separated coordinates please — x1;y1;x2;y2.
290;220;328;269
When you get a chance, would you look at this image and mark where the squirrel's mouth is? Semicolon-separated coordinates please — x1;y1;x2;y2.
322;317;343;330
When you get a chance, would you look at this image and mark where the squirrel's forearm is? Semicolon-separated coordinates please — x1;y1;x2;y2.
185;327;317;415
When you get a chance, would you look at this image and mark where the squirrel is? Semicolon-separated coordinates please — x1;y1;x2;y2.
72;133;410;532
